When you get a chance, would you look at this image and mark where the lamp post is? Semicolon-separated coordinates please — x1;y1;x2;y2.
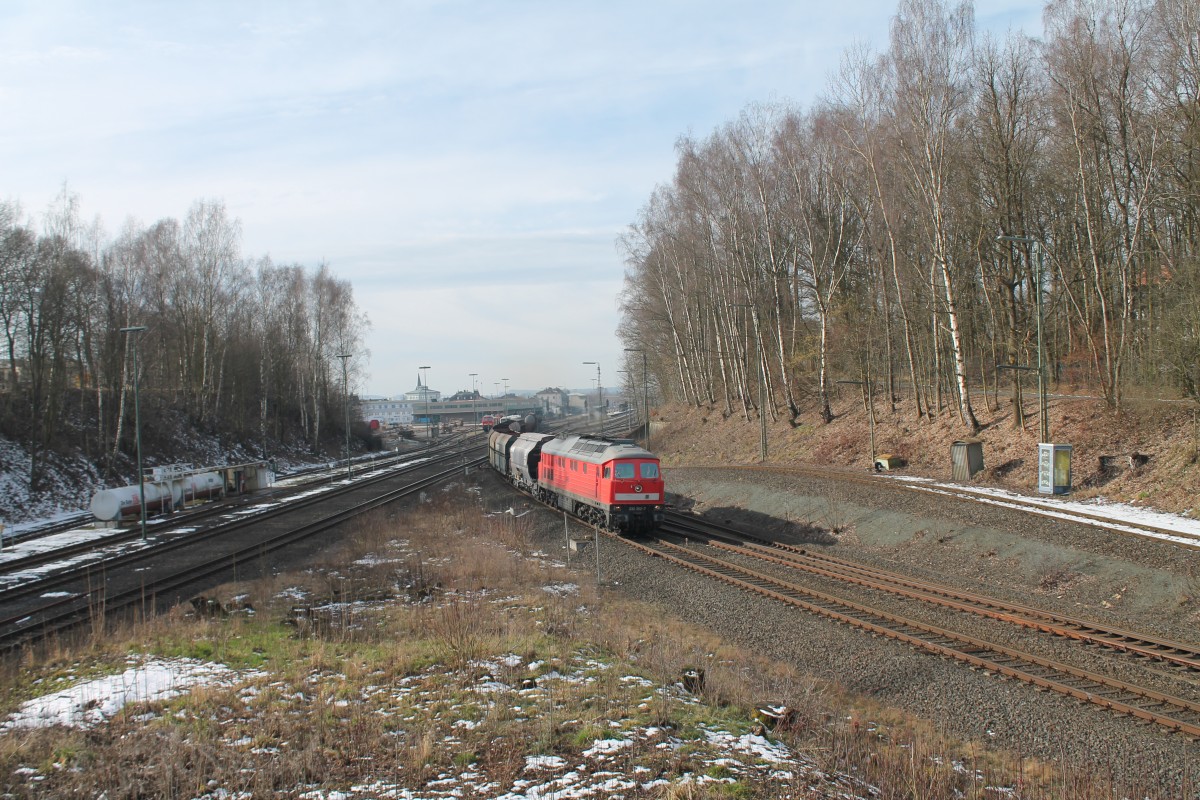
624;347;649;450
419;365;431;439
337;354;351;477
582;361;603;436
120;325;149;540
469;372;478;430
997;235;1049;443
502;377;509;416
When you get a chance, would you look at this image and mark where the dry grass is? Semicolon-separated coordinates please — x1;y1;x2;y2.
0;483;1188;798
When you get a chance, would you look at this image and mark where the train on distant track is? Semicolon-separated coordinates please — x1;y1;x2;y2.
488;430;665;534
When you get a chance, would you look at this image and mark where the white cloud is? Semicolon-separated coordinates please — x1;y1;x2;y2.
1;0;1046;395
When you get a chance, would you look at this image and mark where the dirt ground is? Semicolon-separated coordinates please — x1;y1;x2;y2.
647;392;1200;637
651;389;1200;517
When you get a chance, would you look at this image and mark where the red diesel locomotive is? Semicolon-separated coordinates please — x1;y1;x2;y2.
488;431;665;534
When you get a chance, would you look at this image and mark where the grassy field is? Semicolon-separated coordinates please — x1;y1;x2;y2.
0;483;1169;798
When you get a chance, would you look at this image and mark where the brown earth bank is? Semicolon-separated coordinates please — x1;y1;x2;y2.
647;390;1200;652
650;391;1200;518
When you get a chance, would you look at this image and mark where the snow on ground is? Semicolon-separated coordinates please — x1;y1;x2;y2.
1;651;886;799
2;657;254;730
0;438;100;525
886;474;1200;546
0;456;438;592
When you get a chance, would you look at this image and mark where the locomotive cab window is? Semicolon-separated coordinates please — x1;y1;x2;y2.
603;466;611;478
614;462;636;479
639;462;659;479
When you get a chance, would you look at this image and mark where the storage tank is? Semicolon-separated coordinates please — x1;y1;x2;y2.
90;482;183;522
183;472;224;503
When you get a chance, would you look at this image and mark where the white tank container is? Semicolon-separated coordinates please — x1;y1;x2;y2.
89;482;182;522
183;472;224;502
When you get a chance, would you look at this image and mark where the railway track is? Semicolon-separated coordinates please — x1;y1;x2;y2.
663;513;1200;672
0;445;449;555
0;448;485;653
614;519;1200;737
0;441;473;585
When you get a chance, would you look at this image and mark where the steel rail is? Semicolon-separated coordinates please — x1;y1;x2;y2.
0;442;479;597
623;532;1200;737
0;459;484;653
0;446;481;623
663;519;1200;672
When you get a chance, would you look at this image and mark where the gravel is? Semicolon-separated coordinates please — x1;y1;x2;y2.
489;465;1200;795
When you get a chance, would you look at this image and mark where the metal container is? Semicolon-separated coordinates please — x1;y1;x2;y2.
508;432;556;490
183;472;224;503
488;430;516;475
951;439;984;481
90;482;182;521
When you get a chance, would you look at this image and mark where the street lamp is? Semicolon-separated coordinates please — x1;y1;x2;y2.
337;354;351;477
997;235;1049;443
624;347;649;450
502;378;509;417
120;325;149;540
419;365;431;439
469;372;478;430
582;361;603;436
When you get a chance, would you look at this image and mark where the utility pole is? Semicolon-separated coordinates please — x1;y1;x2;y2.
997;235;1049;443
469;372;478;430
420;365;431;439
624;347;649;450
502;377;509;417
337;354;351;477
583;361;603;436
730;304;767;462
120;325;149;539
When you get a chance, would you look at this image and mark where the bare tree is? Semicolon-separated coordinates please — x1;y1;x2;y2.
888;0;981;431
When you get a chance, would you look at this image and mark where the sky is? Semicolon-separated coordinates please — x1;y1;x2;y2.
1;0;1042;398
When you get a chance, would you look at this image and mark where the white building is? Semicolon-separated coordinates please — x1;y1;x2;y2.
359;396;414;426
403;375;441;405
535;387;568;416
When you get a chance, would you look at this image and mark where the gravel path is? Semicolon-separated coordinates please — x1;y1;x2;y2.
485;466;1200;795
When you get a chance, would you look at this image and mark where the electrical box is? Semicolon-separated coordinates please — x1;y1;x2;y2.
1038;443;1072;495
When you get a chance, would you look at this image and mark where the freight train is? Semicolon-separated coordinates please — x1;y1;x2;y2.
488;430;665;534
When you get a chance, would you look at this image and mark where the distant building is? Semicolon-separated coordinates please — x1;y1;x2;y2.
403;375;441;404
359;396;414;426
535;387;568;416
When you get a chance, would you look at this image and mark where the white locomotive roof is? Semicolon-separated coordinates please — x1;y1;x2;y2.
542;434;655;464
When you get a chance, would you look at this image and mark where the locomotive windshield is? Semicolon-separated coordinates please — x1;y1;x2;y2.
614;461;658;479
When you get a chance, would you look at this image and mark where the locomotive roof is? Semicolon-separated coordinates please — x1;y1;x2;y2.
542;434;656;463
